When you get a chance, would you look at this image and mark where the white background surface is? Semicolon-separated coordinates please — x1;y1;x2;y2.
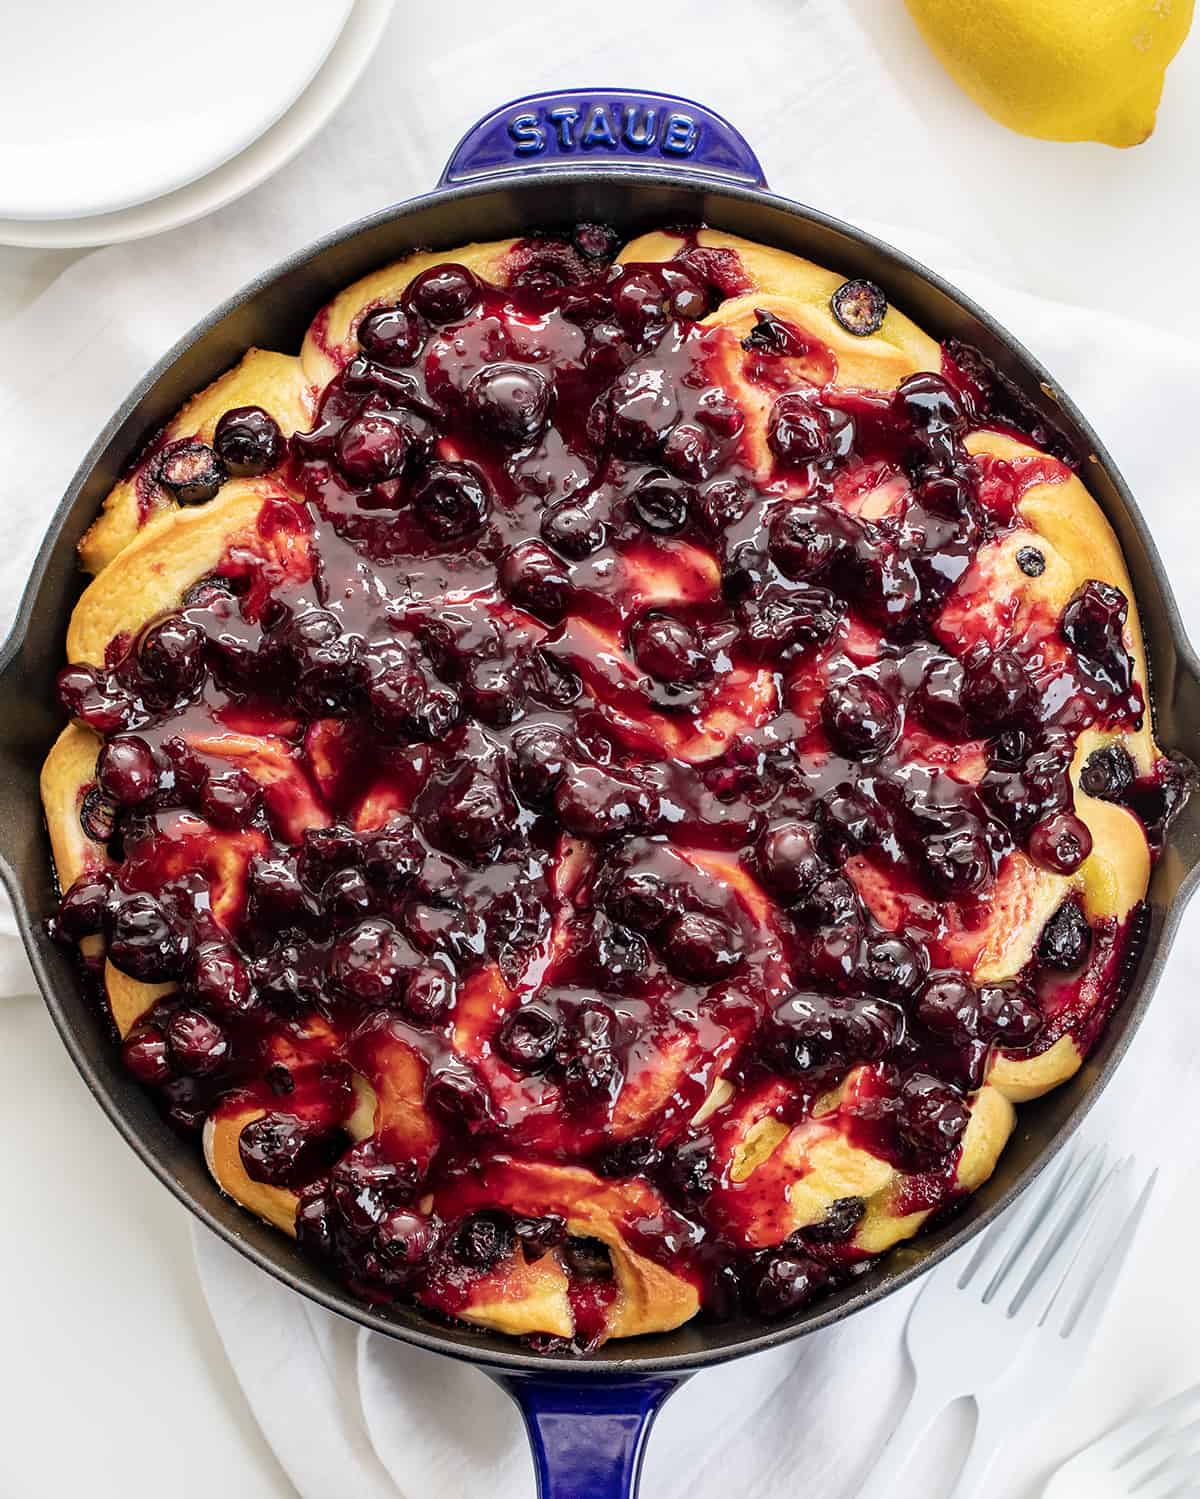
2;3;1199;1496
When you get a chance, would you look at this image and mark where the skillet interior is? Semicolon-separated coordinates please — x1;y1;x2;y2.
3;170;1199;1374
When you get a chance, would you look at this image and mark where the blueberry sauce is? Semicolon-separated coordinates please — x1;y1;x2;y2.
51;224;1187;1349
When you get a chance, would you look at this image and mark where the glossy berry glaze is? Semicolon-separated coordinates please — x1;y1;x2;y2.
51;225;1190;1350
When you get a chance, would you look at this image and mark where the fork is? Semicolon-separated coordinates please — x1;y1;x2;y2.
1044;1383;1200;1498
856;1145;1158;1499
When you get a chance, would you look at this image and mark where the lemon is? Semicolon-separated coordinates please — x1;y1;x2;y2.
904;0;1194;146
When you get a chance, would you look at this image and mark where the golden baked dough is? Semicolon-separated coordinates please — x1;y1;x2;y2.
81;351;314;575
42;222;1180;1348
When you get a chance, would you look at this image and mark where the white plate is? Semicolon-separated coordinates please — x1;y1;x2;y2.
0;1;354;221
0;0;392;248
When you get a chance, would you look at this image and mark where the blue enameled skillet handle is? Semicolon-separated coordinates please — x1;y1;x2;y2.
438;88;767;189
491;1372;683;1499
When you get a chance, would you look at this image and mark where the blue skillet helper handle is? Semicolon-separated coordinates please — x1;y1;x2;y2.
438;89;767;189
493;1372;685;1498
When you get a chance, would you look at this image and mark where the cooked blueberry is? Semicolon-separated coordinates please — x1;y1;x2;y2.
916;973;981;1042
331;1143;416;1232
1061;580;1133;696
756;821;826;903
299;824;363;889
554;766;658;839
497;1003;562;1070
1080;743;1135;801
572;222;620;262
660;911;742;983
239;1113;343;1187
756;1251;826;1317
499;541;570;622
736;585;841;660
803;1195;867;1245
425;1061;493;1128
138;613;207;699
1039;900;1092;970
769;500;856;579
97;735;159;807
377;1208;438;1265
822;675;899;759
166;1007;228;1076
336;413;408;487
867;937;925;1001
597;1137;663;1179
819;785;886;859
914;654;969;738
454;1211;515;1269
368;663;460;742
213;406;283;476
122;1026;173;1086
893;373;965;464
1028;811;1093;874
406;263;480;324
767;393;830;465
560;1236;614;1281
323;866;374;922
923;823;992;897
199;769;261;830
157;441;226;504
541;501;608;557
980;984;1044;1046
54;869;113;941
661;422;718;482
357;304;424;366
897;1073;969;1165
629;472;692;534
514;1213;568;1259
424;763;514;862
249;853;317;928
466;363;551;446
295;1185;336;1259
510;723;573;806
741;307;810;356
190;941;256;1017
799;873;860;927
830;279;888;337
962;649;1032;727
106;891;183;981
413;461;491;540
402;964;455;1026
362;821;422;892
79;787;118;844
56;663;137;735
1016;545;1046;578
329;918;410;1004
561;1046;621;1111
630;614;711;686
605;363;681;454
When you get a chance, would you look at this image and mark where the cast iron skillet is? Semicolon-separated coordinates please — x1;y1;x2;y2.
2;90;1199;1497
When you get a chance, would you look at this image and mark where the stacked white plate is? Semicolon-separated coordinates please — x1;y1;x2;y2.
0;0;392;247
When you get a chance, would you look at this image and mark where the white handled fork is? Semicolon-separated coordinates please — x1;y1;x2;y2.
856;1145;1158;1499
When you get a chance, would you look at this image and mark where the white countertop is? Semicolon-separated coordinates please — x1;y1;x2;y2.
2;4;1199;1495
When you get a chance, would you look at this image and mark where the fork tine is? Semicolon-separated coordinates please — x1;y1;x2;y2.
1024;1153;1128;1327
1055;1166;1158;1342
998;1146;1109;1314
1126;1443;1200;1499
955;1142;1083;1294
1102;1385;1200;1469
1109;1389;1200;1467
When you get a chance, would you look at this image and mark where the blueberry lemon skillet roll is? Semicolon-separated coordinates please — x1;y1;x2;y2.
43;224;1189;1351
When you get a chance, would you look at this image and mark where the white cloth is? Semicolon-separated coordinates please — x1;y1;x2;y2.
3;3;1200;1497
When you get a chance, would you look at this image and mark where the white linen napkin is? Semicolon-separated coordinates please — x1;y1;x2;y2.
3;3;1200;1496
